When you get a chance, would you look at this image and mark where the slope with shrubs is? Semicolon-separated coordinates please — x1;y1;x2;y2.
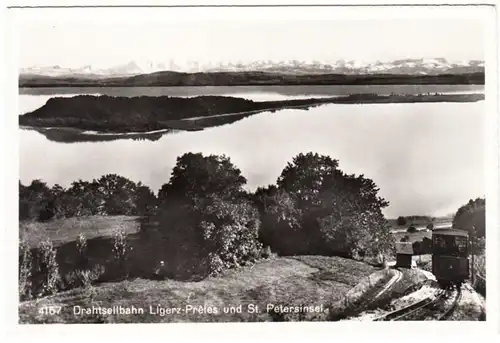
18;255;378;324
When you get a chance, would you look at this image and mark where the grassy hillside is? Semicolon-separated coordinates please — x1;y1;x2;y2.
18;215;382;323
19;71;485;87
18;255;378;324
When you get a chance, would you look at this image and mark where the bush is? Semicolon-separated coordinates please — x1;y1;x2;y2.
199;197;263;276
472;254;485;296
407;225;417;233
19;240;33;300
397;216;407;226
400;235;410;242
76;233;89;270
261;246;273;259
112;229;131;279
62;265;105;289
37;239;60;296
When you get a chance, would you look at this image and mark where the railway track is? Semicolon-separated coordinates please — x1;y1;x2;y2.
374;283;462;321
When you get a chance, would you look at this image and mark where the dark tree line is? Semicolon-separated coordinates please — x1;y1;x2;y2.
396;215;435;226
452;197;485;238
19;174;157;221
452;197;485;254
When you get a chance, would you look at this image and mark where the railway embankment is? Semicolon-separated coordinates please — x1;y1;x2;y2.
447;283;486;321
337;266;485;321
332;267;438;320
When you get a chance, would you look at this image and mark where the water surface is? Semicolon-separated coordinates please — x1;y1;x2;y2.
19;98;484;218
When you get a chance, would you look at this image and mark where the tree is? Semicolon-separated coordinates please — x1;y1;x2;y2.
452;197;485;238
20;175;159;220
397;216;407;226
262;152;392;258
96;174;138;215
158;153;247;204
253;188;303;255
66;180;103;216
19;180;54;221
407;225;417;233
277;152;340;209
134;183;157;216
151;153;262;277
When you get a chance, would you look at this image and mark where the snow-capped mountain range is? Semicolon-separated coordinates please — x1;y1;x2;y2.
20;58;484;78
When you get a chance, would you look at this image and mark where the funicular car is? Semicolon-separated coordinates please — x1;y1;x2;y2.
431;228;469;286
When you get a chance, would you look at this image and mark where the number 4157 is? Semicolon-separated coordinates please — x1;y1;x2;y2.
39;306;62;315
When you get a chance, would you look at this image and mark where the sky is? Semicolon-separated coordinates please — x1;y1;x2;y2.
13;8;487;69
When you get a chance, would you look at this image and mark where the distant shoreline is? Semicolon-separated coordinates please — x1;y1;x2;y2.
19;71;485;88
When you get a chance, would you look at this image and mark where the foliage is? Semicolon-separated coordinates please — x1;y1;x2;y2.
472;254;486;297
407;225;417;233
112;229;131;278
37;239;61;296
96;174;138;215
19;174;158;222
198;196;263;276
252;187;303;255
19;240;33;300
261;246;273;259
19;180;55;221
158;152;247;202
134;183;158;216
452;197;485;238
76;233;89;270
397;216;407;226
257;152;392;258
400;235;410;242
471;236;485;255
62;265;105;290
153;153;262;277
403;215;433;222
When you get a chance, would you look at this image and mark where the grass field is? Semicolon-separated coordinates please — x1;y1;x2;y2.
19;215;142;249
18;255;378;323
391;230;433;244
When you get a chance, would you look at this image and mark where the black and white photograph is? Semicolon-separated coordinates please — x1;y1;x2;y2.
5;3;498;328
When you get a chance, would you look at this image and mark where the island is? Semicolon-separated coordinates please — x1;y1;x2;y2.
19;93;485;142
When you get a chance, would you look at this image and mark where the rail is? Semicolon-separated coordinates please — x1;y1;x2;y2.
373;283;461;321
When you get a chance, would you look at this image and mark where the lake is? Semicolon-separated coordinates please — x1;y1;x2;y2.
18;85;485;218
